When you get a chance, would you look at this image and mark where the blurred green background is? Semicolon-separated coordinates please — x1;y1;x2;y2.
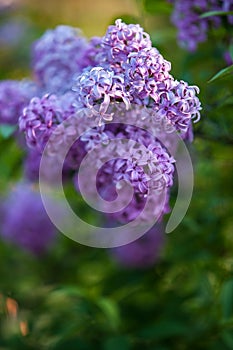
0;0;233;349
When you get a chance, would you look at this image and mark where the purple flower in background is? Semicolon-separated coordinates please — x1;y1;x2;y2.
32;25;88;93
0;19;29;47
110;223;165;268
0;183;57;255
24;149;42;182
168;0;233;51
224;50;233;66
81;36;103;68
0;80;38;125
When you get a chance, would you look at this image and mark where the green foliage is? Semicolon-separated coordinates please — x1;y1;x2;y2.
208;65;233;83
200;10;233;18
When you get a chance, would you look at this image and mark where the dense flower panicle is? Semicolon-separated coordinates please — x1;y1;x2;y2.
32;25;88;93
0;183;57;255
100;19;152;69
10;19;201;229
72;20;201;136
19;93;76;151
169;0;233;51
0;80;38;125
110;224;165;268
73;67;130;124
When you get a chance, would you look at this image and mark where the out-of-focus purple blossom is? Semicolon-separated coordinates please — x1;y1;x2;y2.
72;67;130;124
0;19;28;47
32;25;88;94
224;50;233;65
19;92;75;151
81;36;103;68
24;148;72;184
0;183;57;255
0;80;38;125
222;0;233;24
24;149;42;182
168;0;233;51
100;19;152;70
110;223;165;268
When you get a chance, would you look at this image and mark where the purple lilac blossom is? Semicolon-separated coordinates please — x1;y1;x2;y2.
99;19;152;71
19;92;76;151
17;19;201;227
71;20;201;137
0;80;38;125
168;0;233;51
72;66;130;124
110;223;165;268
74;122;175;224
0;19;28;47
32;25;89;93
0;183;57;255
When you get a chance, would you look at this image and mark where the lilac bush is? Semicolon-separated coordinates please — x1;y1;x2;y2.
168;0;233;51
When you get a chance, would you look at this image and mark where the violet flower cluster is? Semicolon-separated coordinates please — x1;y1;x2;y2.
0;20;202;261
0;80;38;125
0;184;57;255
18;19;201;227
168;0;233;52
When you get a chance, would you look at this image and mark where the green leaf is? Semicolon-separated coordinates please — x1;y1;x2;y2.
221;331;233;348
208;65;233;83
220;280;233;319
97;298;120;331
200;11;233;19
104;336;130;350
0;124;17;139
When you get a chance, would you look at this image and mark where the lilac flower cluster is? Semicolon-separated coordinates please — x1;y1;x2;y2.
0;183;57;255
0;80;38;125
19;93;76;151
75;122;175;224
72;19;201;136
100;19;152;69
32;25;88;93
168;0;233;51
0;20;202;258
